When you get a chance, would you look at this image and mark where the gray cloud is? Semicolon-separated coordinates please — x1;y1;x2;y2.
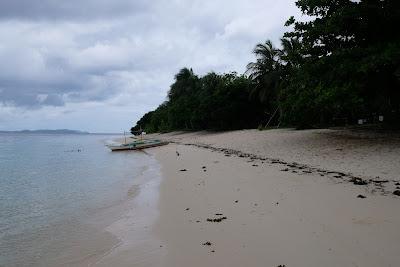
0;0;301;132
0;0;148;21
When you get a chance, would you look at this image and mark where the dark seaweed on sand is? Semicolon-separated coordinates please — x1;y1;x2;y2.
207;216;227;222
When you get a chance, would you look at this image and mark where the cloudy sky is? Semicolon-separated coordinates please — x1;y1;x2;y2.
0;0;301;133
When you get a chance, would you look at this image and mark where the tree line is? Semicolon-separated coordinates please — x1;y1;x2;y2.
132;0;400;133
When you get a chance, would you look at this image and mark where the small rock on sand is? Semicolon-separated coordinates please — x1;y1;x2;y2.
357;194;366;198
393;190;400;196
180;169;187;172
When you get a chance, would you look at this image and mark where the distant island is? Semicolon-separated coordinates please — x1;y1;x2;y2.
0;129;90;134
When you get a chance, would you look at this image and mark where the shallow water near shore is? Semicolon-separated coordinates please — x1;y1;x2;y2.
0;133;158;266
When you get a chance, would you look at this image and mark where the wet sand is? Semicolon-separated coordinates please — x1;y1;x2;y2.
92;154;166;267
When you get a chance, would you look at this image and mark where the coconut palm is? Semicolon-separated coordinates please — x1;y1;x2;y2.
246;40;282;104
168;68;198;101
279;37;303;69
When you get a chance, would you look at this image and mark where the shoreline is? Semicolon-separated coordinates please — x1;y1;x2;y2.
91;150;166;267
91;128;400;266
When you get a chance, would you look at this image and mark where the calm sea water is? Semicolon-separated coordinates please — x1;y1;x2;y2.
0;133;153;266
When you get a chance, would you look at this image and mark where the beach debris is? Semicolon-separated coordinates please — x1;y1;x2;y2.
276;202;279;205
357;194;367;198
252;164;258;167
180;169;187;172
371;180;389;184
215;213;223;216
277;265;286;267
351;177;368;185
202;166;206;169
207;216;227;223
185;208;190;211
234;200;239;203
393;190;400;196
211;250;215;253
202;241;212;246
196;220;201;223
182;142;394;197
176;150;180;156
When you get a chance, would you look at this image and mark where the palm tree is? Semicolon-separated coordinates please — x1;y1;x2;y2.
279;37;302;69
246;40;282;104
168;68;198;101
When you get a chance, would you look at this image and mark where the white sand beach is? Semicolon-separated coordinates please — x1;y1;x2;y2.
97;128;400;267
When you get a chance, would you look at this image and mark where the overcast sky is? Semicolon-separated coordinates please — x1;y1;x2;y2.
0;0;301;133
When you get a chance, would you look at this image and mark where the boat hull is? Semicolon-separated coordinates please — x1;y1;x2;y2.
107;140;168;151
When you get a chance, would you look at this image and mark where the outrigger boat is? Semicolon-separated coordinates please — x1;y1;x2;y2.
107;139;168;151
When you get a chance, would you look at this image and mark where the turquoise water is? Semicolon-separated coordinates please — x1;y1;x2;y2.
0;133;152;266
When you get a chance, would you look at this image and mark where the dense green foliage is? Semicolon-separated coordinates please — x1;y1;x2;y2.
132;69;265;132
133;0;400;133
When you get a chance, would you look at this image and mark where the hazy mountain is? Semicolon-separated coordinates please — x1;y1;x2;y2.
0;129;90;134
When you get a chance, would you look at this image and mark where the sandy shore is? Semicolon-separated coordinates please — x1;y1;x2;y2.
100;128;400;266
